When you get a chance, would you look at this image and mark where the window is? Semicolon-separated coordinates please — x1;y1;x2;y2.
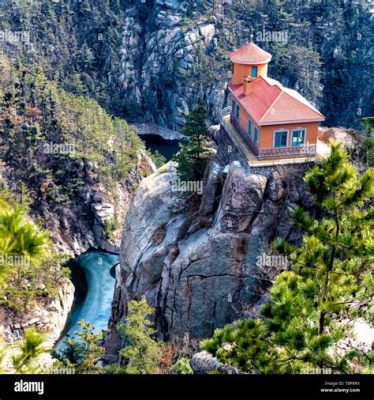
274;130;288;148
231;101;240;120
291;129;306;146
251;66;258;78
254;127;259;144
248;119;252;137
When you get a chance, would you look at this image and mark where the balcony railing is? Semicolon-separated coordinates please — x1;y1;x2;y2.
258;144;317;160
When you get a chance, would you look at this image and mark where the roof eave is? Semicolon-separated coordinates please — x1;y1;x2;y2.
259;118;325;126
230;57;272;65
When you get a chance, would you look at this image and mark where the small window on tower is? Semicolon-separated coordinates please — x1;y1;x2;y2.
251;66;258;78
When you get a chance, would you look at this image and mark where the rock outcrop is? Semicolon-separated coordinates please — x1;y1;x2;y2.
109;158;314;349
0;278;74;347
191;351;241;374
116;1;228;130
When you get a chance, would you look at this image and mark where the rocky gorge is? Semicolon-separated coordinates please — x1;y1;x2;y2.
2;0;371;132
0;151;155;356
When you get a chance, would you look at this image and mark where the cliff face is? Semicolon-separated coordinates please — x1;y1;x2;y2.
117;0;228;130
109;158;314;345
0;279;74;347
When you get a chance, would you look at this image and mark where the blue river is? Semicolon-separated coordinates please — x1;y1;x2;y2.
56;251;119;350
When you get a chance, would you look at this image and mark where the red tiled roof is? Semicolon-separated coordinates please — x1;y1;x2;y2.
229;76;325;125
230;43;272;65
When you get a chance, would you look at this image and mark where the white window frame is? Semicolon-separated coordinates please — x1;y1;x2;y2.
273;129;289;148
291;128;307;147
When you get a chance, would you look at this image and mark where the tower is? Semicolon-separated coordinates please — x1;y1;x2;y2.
230;42;272;85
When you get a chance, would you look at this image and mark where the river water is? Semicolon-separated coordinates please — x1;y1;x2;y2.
56;251;119;349
142;134;180;161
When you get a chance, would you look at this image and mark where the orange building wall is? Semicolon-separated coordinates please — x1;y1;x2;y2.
232;63;268;85
233;100;319;149
239;106;250;134
232;63;251;85
257;64;268;78
259;122;319;148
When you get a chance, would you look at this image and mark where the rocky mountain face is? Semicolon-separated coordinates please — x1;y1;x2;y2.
0;279;74;350
2;1;371;131
108;156;315;350
117;0;229;131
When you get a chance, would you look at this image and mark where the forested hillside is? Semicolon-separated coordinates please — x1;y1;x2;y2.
1;0;372;129
0;54;152;256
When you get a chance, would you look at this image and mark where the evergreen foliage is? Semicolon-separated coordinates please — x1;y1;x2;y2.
148;149;166;169
12;328;48;374
0;55;143;208
118;299;162;374
202;143;374;373
53;321;105;374
174;99;211;181
170;357;193;374
0;199;67;311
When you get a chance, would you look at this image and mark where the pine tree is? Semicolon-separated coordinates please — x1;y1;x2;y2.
12;328;48;374
174;99;211;181
118;299;162;374
202;143;374;373
53;321;105;374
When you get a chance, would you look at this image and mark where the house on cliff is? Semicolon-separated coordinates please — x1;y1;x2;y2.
220;43;328;166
